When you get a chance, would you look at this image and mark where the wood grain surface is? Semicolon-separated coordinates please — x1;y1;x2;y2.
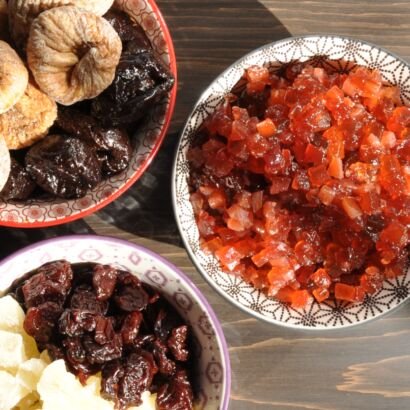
2;1;410;409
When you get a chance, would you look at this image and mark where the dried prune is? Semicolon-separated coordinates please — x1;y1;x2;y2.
91;51;174;126
24;302;63;344
92;264;118;301
0;158;36;200
22;260;73;307
57;108;132;176
70;285;108;315
83;333;123;364
167;326;189;362
104;9;152;54
25;134;101;199
156;370;194;410
118;351;158;407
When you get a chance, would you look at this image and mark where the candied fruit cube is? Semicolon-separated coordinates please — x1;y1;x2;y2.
312;288;330;303
308;164;330;187
327;156;344;179
318;185;336;205
335;283;365;303
387;106;410;137
215;245;244;271
379;155;407;198
304;143;325;165
257;118;277;138
269;177;291;195
341;197;363;219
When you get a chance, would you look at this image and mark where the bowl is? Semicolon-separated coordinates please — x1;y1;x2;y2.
0;235;230;409
173;34;410;330
0;0;177;228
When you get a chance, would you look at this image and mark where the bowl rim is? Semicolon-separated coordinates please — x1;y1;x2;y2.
172;34;410;330
0;234;232;409
1;0;178;229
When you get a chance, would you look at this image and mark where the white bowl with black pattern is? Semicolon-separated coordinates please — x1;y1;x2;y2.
172;35;410;330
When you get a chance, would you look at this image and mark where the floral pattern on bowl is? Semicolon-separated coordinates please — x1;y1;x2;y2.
0;236;231;409
173;35;410;329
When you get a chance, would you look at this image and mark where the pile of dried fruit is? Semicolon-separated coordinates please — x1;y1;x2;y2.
9;261;195;409
188;63;410;308
0;2;174;200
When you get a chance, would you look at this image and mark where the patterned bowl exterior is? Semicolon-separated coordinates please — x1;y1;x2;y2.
173;35;410;330
0;236;231;410
0;0;177;227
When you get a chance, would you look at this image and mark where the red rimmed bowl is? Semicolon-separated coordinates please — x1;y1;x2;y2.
0;235;231;409
0;0;177;228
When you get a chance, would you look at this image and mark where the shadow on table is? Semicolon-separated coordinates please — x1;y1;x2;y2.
0;219;94;259
97;0;291;246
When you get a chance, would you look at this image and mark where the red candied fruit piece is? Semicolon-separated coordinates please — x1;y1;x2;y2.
387;106;410;138
342;67;382;98
360;266;384;294
257;118;277;138
269;176;291;195
376;220;408;264
276;287;313;309
196;210;216;237
379;155;407;198
246;65;270;94
335;283;365;303
307;164;330;187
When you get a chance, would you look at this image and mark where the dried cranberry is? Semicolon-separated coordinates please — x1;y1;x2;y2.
152;339;176;376
114;285;149;312
24;302;63;344
156;370;194;410
83;334;123;364
120;311;143;345
101;360;125;401
92;265;118;301
70;285;108;315
22;260;73;307
59;309;97;337
118;351;158;408
94;316;116;345
167;326;189;362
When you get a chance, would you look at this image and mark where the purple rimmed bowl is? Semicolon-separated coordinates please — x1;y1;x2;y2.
0;235;231;410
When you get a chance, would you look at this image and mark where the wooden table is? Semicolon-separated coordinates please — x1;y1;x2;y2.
2;1;410;409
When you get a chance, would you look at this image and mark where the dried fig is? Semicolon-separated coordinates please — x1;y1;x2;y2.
0;136;11;192
27;6;122;105
0;82;57;149
0;40;28;114
8;0;115;50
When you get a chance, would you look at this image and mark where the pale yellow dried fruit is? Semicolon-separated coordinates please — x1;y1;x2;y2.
0;40;28;114
27;6;122;105
8;0;114;49
0;82;57;149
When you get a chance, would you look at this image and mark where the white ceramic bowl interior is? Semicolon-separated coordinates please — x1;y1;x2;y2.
0;236;230;410
173;35;410;330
